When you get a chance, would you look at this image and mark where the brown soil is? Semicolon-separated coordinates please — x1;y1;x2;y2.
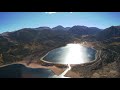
17;60;81;78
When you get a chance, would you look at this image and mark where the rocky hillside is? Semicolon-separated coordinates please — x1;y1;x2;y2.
0;25;120;78
68;41;120;78
0;28;76;65
68;25;101;36
96;26;120;41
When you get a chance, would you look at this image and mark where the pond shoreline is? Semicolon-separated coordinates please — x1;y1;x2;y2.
0;42;98;78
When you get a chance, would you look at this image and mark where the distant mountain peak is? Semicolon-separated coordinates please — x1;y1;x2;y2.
69;25;101;35
71;25;88;29
35;26;51;30
53;25;64;28
56;25;64;27
96;25;120;40
89;27;100;29
52;25;65;30
109;25;120;29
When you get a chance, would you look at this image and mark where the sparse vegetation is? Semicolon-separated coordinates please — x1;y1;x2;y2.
0;25;120;78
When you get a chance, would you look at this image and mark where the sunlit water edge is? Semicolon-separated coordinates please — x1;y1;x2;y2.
0;44;97;78
42;43;96;64
41;43;97;78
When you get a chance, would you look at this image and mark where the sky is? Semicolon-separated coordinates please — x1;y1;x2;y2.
0;12;120;33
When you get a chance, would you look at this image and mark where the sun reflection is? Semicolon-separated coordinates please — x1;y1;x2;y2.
42;43;96;64
42;43;96;78
64;44;89;64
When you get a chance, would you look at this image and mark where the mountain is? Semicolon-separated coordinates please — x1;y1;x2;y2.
0;27;75;65
65;27;71;30
1;32;10;36
0;25;102;66
34;27;51;30
96;26;120;40
52;25;66;31
0;25;120;78
68;25;101;36
5;27;74;44
0;25;104;63
89;27;103;31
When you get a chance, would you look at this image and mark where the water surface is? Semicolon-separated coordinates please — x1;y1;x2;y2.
43;44;96;64
0;64;55;78
0;44;97;78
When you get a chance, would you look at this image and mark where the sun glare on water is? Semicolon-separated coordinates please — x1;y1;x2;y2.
64;44;90;64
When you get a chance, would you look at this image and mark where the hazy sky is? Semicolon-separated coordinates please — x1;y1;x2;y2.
0;12;120;33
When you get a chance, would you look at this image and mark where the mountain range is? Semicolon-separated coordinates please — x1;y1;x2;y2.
96;26;120;40
0;25;120;69
0;25;120;78
1;25;102;36
2;25;120;41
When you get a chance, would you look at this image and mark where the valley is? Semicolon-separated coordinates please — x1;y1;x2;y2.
0;25;120;78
